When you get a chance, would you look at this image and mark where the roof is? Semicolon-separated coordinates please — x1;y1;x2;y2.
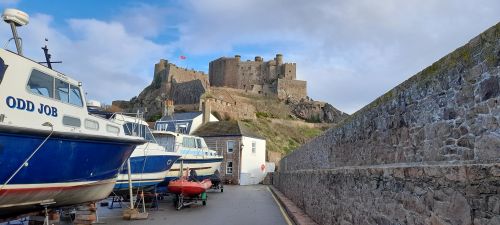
192;121;265;140
158;111;203;121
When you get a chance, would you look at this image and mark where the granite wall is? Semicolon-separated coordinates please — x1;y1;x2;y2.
274;23;500;225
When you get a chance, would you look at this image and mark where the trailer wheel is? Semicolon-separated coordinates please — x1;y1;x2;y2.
175;194;183;210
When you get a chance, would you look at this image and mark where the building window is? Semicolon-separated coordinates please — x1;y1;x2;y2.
176;122;189;134
227;140;235;153
252;141;256;153
226;161;233;174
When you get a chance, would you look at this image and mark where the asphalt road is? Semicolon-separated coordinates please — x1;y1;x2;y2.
96;185;291;225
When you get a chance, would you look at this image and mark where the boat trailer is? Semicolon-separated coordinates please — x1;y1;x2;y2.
173;192;207;210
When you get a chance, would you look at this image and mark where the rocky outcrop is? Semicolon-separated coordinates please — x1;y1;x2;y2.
290;100;348;123
274;23;500;224
112;59;209;119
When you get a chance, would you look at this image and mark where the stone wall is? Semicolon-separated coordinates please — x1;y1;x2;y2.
203;136;243;184
275;163;500;225
171;79;206;105
201;97;256;120
277;79;307;100
274;23;500;225
209;56;240;88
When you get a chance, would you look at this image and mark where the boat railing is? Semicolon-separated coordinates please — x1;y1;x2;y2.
109;112;163;146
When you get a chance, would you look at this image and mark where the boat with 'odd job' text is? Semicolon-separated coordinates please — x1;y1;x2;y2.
0;9;145;219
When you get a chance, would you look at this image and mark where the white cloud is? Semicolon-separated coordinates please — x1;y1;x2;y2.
113;3;178;38
1;1;498;114
1;13;172;103
175;0;500;113
0;0;20;7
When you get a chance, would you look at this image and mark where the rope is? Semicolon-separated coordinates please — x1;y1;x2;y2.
0;123;54;191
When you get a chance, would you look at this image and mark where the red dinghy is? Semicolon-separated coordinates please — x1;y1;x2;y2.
168;177;212;197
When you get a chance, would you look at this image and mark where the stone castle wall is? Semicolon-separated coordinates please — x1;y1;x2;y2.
208;54;307;99
200;97;256;120
274;23;500;225
209;56;239;88
277;79;307;100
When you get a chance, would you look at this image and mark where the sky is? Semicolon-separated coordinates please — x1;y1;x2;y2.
0;0;499;114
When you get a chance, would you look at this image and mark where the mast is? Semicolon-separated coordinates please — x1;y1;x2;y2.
2;9;29;56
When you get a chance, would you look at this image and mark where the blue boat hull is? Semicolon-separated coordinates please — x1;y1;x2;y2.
0;127;141;218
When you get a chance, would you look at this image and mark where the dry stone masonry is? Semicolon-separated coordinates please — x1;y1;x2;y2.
274;23;500;225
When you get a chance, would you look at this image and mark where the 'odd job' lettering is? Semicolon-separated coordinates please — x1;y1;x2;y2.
5;96;58;117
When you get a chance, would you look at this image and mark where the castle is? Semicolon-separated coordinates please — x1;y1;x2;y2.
151;59;209;105
113;54;334;121
209;54;307;100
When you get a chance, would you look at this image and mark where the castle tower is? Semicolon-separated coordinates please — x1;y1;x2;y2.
275;54;283;65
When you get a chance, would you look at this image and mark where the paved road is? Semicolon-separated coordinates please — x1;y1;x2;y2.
96;185;291;225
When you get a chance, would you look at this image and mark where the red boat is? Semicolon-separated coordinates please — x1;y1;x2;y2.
168;177;212;197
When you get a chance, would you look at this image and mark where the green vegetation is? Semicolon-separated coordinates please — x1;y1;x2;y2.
241;118;330;155
147;113;162;122
256;111;277;119
305;114;322;123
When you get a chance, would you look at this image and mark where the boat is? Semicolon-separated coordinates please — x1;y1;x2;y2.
152;131;223;183
0;9;145;219
168;173;212;210
111;114;181;192
167;177;212;197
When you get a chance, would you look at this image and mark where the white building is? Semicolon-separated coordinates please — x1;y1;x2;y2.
193;121;267;185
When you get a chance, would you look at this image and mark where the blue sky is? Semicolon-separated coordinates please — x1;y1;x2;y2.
0;0;499;114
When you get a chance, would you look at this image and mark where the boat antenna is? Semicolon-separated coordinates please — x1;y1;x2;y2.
39;38;62;69
2;9;29;56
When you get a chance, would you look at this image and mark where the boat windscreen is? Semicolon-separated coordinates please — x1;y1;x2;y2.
123;122;154;142
156;135;176;152
0;57;5;85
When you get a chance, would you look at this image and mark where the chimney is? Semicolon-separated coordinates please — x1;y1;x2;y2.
164;99;174;117
202;100;211;125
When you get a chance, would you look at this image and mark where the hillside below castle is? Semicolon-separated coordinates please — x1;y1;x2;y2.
112;54;347;124
112;54;348;159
